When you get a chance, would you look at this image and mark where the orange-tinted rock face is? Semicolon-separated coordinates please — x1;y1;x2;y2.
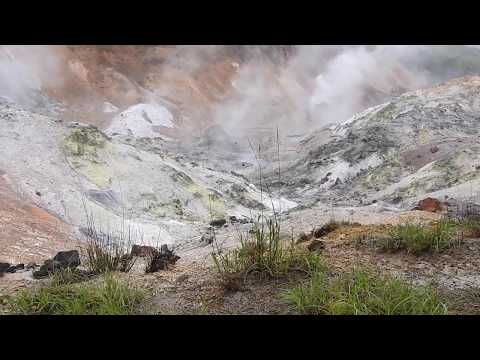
38;45;242;135
0;177;77;264
417;197;443;213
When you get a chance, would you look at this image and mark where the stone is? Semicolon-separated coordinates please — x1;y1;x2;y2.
0;263;10;273
417;197;443;213
6;264;24;273
26;262;37;270
209;219;227;227
131;245;157;257
53;250;80;268
201;232;215;245
145;245;180;273
33;259;63;279
32;250;80;279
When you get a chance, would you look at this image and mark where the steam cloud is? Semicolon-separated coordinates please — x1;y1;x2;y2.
1;45;480;138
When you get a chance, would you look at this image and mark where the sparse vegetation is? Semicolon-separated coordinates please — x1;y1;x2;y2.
456;216;480;238
312;220;353;238
49;267;91;286
81;208;137;274
286;266;448;315
8;274;145;315
373;220;460;255
212;215;320;288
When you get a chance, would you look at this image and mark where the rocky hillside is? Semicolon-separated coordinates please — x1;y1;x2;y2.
3;46;480;263
267;76;480;210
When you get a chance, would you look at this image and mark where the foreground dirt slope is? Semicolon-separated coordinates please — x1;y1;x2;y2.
0;176;76;264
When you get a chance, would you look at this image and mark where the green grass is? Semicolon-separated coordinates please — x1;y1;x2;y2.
375;220;460;255
8;274;145;315
286;267;448;315
49;267;91;286
212;216;320;288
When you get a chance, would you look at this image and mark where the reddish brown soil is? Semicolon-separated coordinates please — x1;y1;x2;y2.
0;176;77;265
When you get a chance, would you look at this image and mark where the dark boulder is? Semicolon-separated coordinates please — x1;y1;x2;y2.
131;245;157;257
210;219;226;227
53;250;81;268
26;262;37;270
6;264;24;273
33;260;63;279
145;245;180;273
0;263;10;273
32;250;80;279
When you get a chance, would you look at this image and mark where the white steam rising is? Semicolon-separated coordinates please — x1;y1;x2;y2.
1;45;480;140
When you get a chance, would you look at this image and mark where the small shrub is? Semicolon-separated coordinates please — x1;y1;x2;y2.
8;274;144;315
375;220;459;255
286;267;448;315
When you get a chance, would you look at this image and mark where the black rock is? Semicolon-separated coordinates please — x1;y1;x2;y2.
200;232;214;245
33;260;61;279
145;245;180;273
32;251;80;280
0;263;10;273
53;250;80;268
6;264;24;273
209;219;226;227
33;269;49;279
131;245;157;257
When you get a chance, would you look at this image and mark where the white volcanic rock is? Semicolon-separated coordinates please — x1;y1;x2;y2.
265;76;480;209
107;103;174;138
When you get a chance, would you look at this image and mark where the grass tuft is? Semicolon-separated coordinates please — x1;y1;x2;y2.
8;274;144;315
286;266;448;315
212;215;320;288
81;210;137;274
374;220;460;255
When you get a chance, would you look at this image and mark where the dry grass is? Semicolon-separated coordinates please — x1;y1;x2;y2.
80;209;137;274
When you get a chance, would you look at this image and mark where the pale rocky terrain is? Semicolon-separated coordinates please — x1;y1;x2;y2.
2;45;480;314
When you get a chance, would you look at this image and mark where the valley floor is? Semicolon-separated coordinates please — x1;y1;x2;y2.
2;206;480;315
